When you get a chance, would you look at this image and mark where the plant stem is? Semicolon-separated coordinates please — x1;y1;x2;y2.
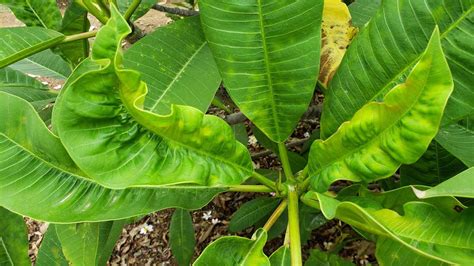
252;172;277;191
263;199;288;231
278;142;295;181
124;0;142;21
83;2;109;24
228;185;273;193
288;185;302;265
211;97;232;113
63;31;98;43
283;224;291;246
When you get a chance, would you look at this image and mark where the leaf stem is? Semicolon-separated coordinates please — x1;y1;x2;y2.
252;172;277;191
83;2;109;24
263;199;288;231
278;142;295;181
288;185;302;265
63;31;98;43
228;185;273;193
211;97;231;113
124;0;142;21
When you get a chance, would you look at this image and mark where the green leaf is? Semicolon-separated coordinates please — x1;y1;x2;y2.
232;123;249;146
413;167;474;199
436;116;474;167
194;228;270;266
305;249;353;266
321;0;474;138
299;204;326;244
0;27;65;68
169;209;196;266
400;141;467;186
56;0;90;66
375;237;449;266
36;226;68;266
56;220;128;266
269;246;290;266
0;67;56;104
9;49;72;80
308;29;453;192
229;197;280;233
124;16;221;114
199;0;323;142
0;92;225;223
348;0;381;28
305;190;474;265
117;0;156;21
54;5;252;189
0;0;62;29
0;207;30;266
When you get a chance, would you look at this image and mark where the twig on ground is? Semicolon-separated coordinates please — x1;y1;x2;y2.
251;138;310;159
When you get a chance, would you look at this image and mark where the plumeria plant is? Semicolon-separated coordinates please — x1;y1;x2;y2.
0;0;473;265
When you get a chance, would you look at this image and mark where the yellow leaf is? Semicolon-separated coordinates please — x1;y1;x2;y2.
319;0;358;87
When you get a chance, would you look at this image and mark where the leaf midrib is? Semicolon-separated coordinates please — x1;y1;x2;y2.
316;56;433;173
256;0;281;140
150;42;207;112
367;6;473;103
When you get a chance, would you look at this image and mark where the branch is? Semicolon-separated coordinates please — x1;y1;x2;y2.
225;103;322;125
251;138;309;159
152;4;199;16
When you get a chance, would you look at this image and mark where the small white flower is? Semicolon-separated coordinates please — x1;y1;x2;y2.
139;223;154;234
248;135;257;146
202;211;212;220
211;218;220;225
323;241;333;250
270;192;276;197
304;132;310;138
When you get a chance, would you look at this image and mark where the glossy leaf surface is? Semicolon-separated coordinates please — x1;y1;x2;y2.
57;1;90;66
117;0;156;21
36;226;68;266
0;27;65;68
54;6;252;188
304;249;353;266
124;16;221;114
0;67;56;106
169;209;195;266
0;207;30;266
194;229;270;266
269;246;290;266
436;116;474;167
321;0;474;138
319;0;357;86
0;92;225;223
305;189;474;264
56;220;128;266
413;167;474;199
400;141;467;186
348;0;381;28
375;237;449;266
308;30;453;192
0;0;61;29
199;0;323;142
229;197;280;233
9;49;72;80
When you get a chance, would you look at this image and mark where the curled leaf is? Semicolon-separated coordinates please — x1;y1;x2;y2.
309;29;453;192
54;5;252;188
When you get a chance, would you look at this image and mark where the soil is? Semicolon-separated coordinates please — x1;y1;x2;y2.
1;2;377;265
